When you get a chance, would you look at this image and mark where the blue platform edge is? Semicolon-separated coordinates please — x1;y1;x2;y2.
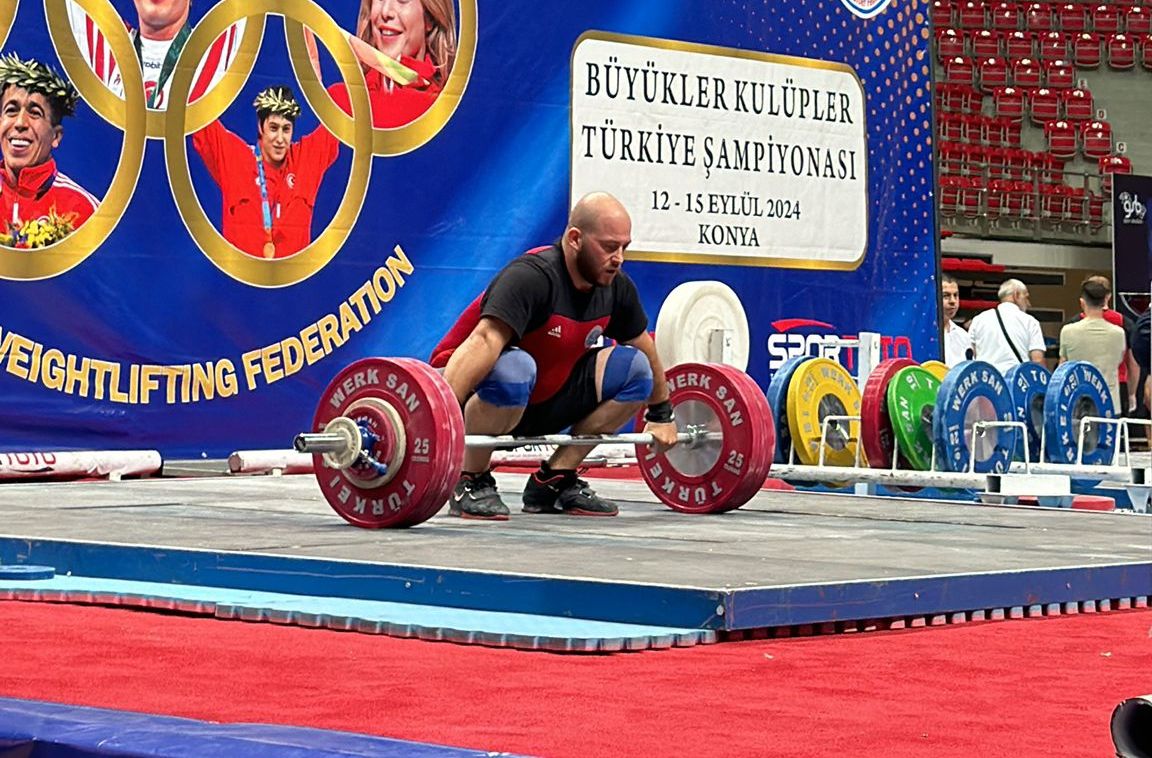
0;574;714;652
0;537;1149;635
0;696;525;757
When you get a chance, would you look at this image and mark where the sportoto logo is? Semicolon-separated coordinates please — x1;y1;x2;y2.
766;319;849;370
840;0;894;19
766;318;915;370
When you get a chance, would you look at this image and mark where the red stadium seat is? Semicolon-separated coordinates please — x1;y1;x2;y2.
1026;2;1055;31
937;28;966;60
1044;58;1075;87
991;1;1023;29
1092;4;1124;33
986;179;1008;220
985;145;1013;178
961;143;988;174
972;29;1002;57
982;116;1008;145
1108;32;1137;67
959;176;986;218
1065;186;1088;225
1044;119;1078;158
946;55;977;84
1098;154;1132;194
938;82;983;113
993;85;1027;120
962;113;987;142
1004;30;1036;58
939;175;963;216
940;114;965;142
933;0;956;27
939;142;966;175
1063;86;1094;119
1032;151;1065;182
1073;31;1103;65
1014;56;1043;86
1126;7;1151;35
1142;34;1152;70
980;56;1012;90
1039;30;1071;58
1087;190;1106;228
1005;148;1032;179
1057;3;1089;32
1012;179;1037;218
959;0;987;27
1040;183;1073;223
1081;119;1113;157
1030;87;1063;123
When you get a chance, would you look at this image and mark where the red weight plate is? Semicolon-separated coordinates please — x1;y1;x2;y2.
311;358;464;528
637;362;773;514
682;364;771;511
714;363;776;508
860;358;916;469
394;359;468;525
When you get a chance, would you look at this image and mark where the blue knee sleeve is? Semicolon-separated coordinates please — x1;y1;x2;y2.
475;349;536;407
601;346;653;403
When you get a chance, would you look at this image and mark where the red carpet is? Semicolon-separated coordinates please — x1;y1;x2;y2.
1;602;1149;756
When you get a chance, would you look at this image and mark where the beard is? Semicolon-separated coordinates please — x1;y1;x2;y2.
575;240;617;287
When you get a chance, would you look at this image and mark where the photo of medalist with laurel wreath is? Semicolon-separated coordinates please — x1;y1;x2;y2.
0;55;99;250
191;85;341;259
65;0;244;112
319;0;458;128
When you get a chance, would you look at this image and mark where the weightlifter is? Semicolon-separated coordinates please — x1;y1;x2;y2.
430;192;680;520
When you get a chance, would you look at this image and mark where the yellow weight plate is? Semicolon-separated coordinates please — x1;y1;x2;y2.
921;360;950;382
785;358;861;467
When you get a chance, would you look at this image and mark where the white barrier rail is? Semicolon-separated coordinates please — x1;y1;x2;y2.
0;451;162;481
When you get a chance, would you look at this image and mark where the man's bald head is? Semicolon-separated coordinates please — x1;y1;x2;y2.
563;192;632;290
568;192;630;236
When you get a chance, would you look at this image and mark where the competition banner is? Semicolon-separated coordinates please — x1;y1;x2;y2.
1113;173;1152;294
0;0;938;456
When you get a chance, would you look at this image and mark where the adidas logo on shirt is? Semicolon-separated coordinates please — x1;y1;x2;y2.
548;325;563;338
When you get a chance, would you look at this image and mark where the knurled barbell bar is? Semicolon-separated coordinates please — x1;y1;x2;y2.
297;357;777;528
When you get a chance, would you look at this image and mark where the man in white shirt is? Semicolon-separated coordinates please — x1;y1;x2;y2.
968;279;1047;374
941;273;972;366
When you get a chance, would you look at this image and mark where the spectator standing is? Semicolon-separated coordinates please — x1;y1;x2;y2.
1058;276;1127;407
941;273;973;367
968;279;1046;374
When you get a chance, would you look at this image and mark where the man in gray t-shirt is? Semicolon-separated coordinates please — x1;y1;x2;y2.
1059;276;1127;407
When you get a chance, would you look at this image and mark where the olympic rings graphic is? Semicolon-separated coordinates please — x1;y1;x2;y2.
0;0;146;281
284;0;477;156
46;0;263;140
0;0;16;52
163;0;373;288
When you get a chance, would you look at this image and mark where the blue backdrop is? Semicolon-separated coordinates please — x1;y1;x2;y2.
0;0;940;456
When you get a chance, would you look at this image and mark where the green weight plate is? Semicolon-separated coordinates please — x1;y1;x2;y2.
886;366;941;471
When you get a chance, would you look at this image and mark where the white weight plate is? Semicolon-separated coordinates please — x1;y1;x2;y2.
654;281;750;370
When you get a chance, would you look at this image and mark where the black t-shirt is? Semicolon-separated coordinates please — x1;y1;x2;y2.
481;244;647;342
480;243;647;402
1134;310;1150;371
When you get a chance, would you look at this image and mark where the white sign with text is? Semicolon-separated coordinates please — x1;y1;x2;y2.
571;34;869;269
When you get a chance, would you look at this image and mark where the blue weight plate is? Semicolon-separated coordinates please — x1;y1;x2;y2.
933;360;1018;474
1044;361;1116;466
0;564;55;580
1004;362;1050;463
766;355;815;464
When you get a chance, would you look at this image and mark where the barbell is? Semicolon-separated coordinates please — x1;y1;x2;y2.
295;357;777;528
